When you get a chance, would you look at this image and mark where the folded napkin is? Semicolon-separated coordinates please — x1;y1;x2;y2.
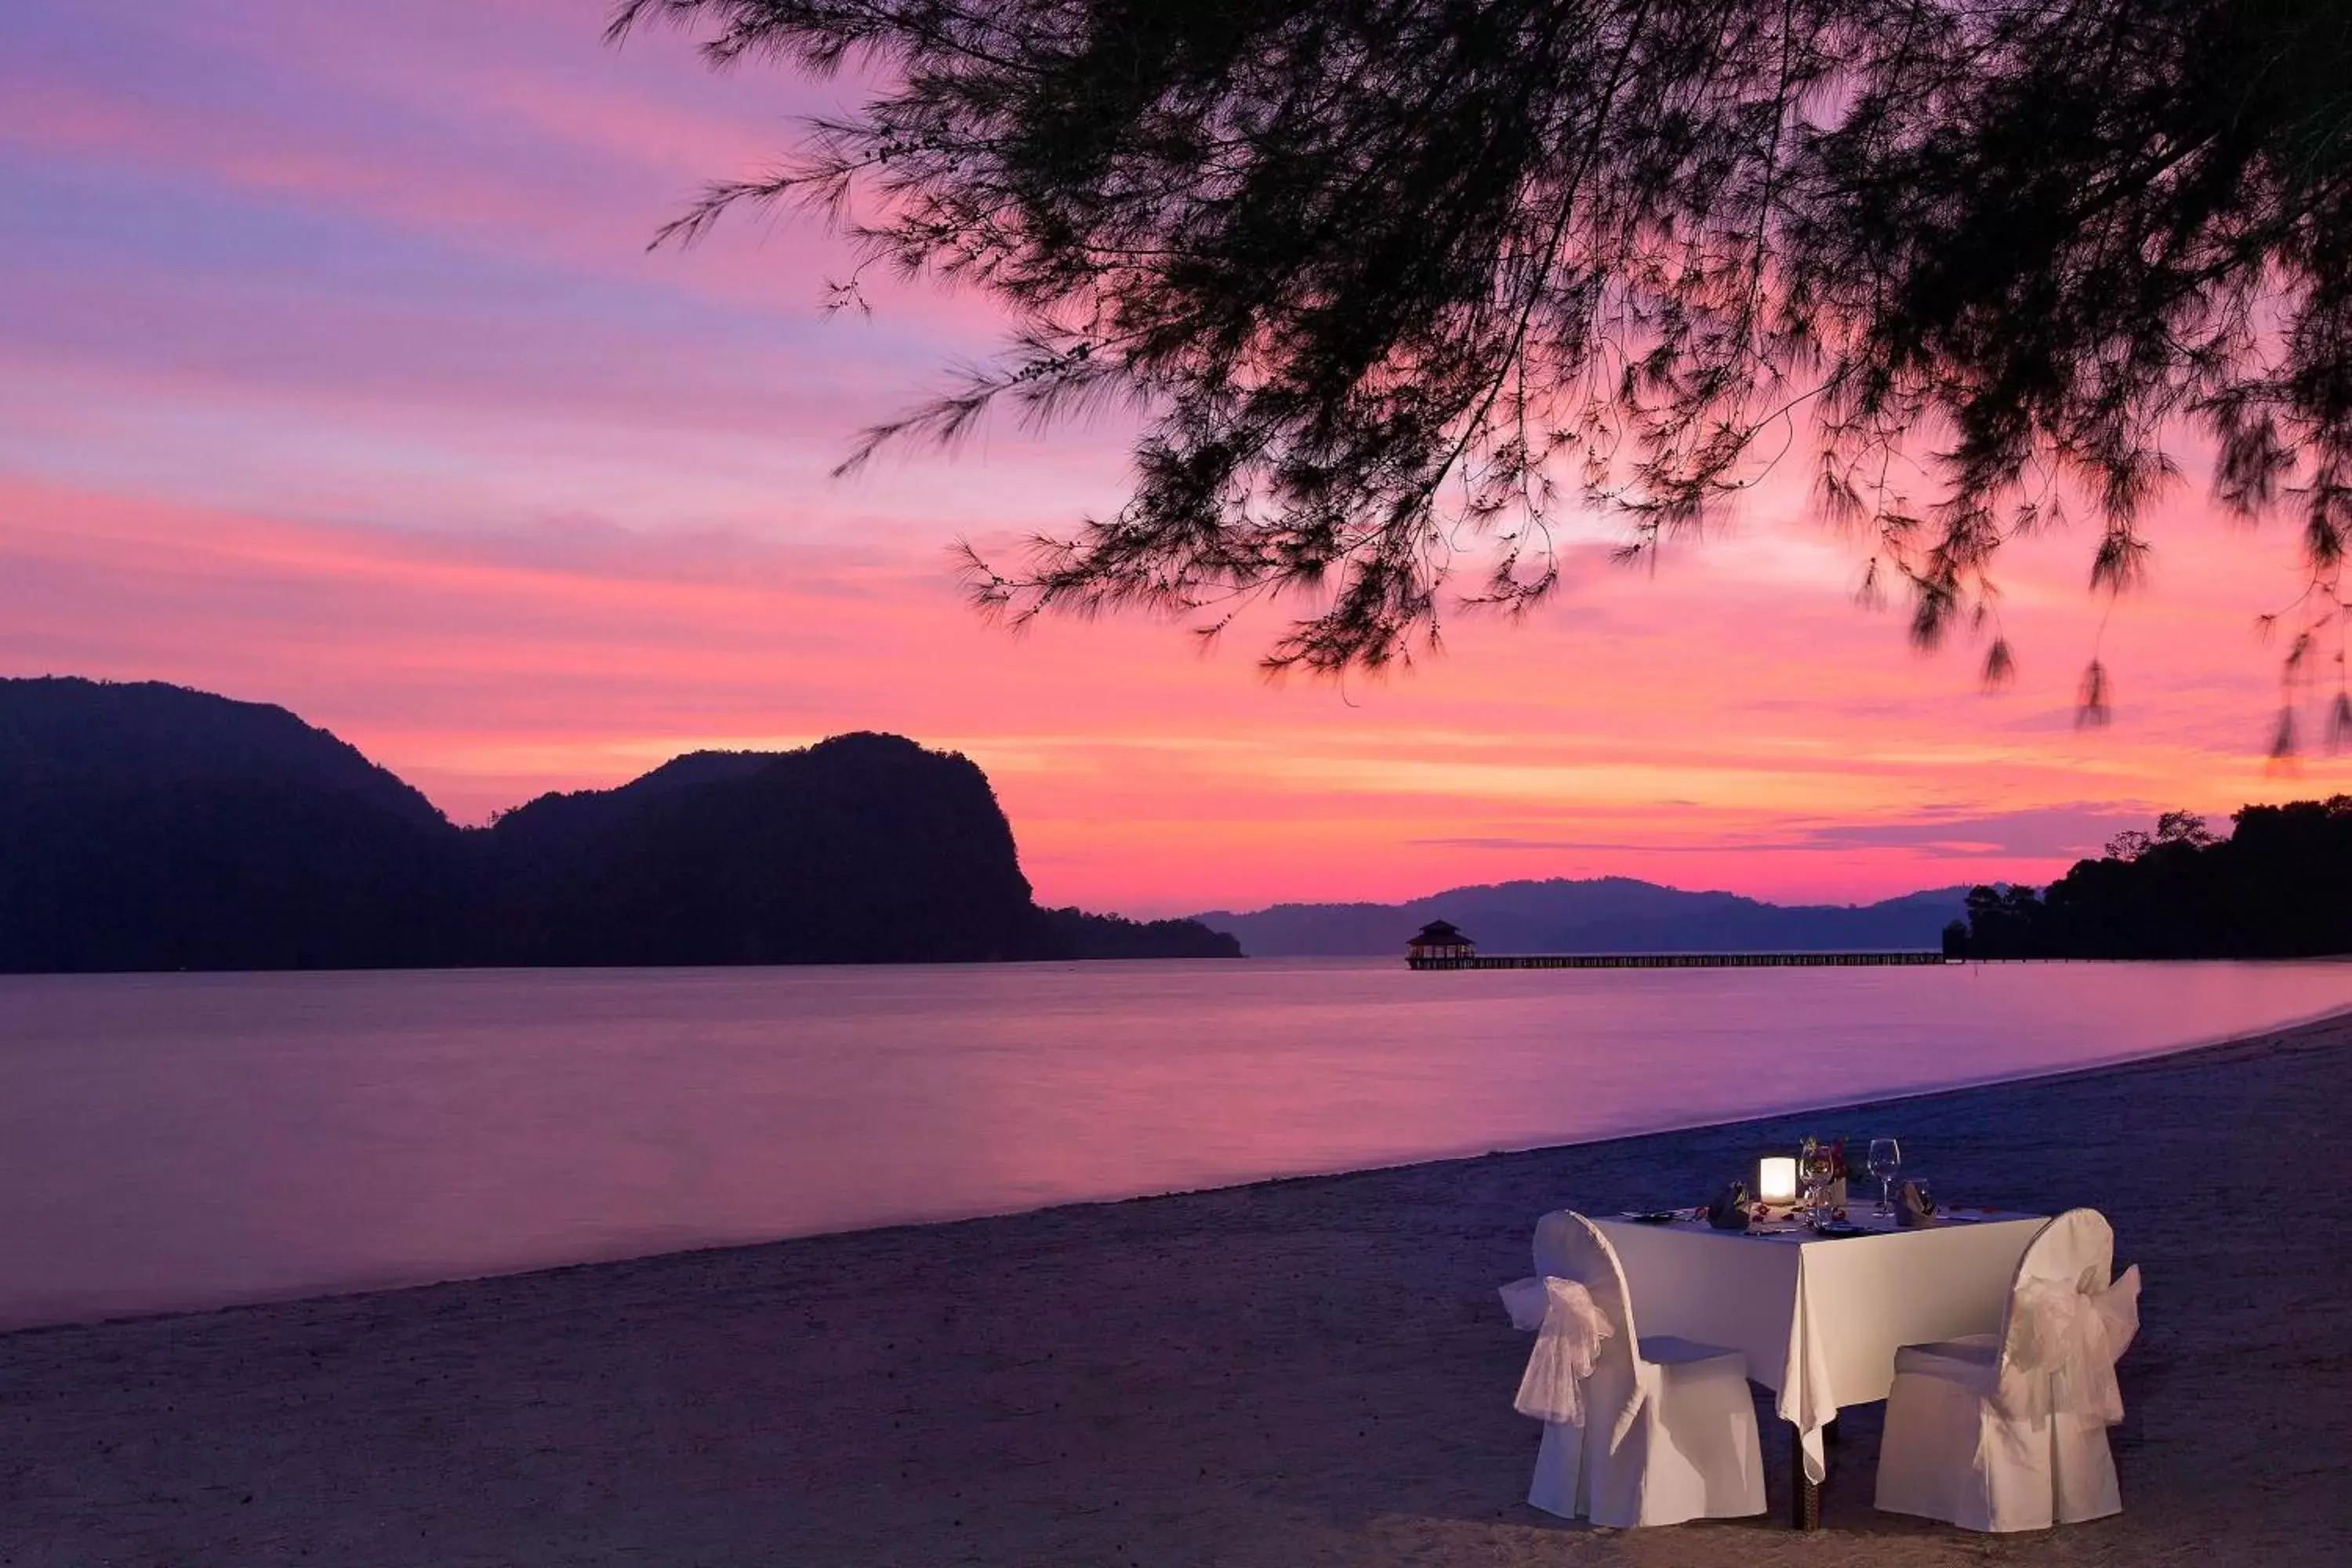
1705;1182;1751;1231
1497;1276;1615;1426
1895;1178;1938;1228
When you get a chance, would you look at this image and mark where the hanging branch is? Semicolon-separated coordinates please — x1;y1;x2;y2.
615;0;2352;693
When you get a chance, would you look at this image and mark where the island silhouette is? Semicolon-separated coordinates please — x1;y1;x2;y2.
0;677;1238;971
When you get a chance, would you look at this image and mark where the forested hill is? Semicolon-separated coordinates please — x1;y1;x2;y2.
1193;878;1968;957
0;674;444;827
0;677;1236;971
1943;802;2352;959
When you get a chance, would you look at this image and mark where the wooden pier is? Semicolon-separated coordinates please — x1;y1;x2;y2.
1407;949;1948;971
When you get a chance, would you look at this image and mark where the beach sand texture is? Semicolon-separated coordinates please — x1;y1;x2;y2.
4;1011;2348;1566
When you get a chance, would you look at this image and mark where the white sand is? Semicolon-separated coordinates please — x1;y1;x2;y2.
4;1011;2349;1566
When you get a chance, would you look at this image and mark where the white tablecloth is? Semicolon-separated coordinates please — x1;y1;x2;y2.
1577;1210;2045;1483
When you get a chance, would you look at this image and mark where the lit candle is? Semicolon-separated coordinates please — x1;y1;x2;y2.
1758;1156;1798;1205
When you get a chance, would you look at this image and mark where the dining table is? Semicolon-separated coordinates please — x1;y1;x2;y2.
1568;1205;2048;1528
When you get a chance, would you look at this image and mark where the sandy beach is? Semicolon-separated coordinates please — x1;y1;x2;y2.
5;1010;2349;1566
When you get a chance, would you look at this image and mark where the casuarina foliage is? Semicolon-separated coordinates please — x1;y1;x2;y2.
615;0;2352;716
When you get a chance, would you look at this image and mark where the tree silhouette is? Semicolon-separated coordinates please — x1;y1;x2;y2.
1950;797;2352;957
615;0;2352;705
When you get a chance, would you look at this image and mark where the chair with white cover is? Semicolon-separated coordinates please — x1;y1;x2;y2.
1499;1211;1765;1527
1875;1207;2142;1532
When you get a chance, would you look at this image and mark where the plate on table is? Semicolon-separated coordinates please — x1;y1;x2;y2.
1624;1210;1682;1224
1809;1221;1871;1239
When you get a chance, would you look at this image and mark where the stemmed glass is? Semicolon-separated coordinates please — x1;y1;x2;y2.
1798;1141;1836;1225
1867;1138;1903;1214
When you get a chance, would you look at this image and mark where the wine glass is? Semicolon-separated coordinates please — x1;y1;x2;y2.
1867;1138;1903;1214
1798;1141;1834;1225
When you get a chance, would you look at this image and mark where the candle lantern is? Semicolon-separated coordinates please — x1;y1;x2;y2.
1757;1155;1799;1207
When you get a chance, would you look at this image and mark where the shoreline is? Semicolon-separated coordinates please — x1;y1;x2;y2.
5;1009;2349;1564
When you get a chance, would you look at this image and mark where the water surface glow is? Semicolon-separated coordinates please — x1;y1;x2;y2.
2;958;2345;1328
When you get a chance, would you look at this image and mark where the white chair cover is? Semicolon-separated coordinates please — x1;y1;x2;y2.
1876;1207;2140;1532
1504;1212;1764;1527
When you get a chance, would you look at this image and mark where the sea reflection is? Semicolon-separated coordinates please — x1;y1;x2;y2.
0;958;2344;1327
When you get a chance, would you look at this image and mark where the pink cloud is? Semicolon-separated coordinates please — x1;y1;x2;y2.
0;7;997;340
2;473;2333;916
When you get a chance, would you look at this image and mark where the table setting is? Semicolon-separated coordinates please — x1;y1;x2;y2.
1512;1131;2061;1530
1618;1136;2028;1239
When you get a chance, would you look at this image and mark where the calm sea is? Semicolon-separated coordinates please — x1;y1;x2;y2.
2;958;2346;1328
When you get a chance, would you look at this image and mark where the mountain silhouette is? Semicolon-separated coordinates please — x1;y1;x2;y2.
1192;877;1969;956
0;678;1236;971
0;675;445;827
483;735;1051;965
0;678;465;971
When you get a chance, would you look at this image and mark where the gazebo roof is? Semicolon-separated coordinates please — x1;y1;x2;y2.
1410;920;1471;944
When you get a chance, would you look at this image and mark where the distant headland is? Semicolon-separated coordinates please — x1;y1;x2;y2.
0;677;1239;973
1190;879;1973;957
1193;808;2352;964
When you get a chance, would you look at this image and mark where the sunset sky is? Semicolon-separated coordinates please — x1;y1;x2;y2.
2;0;2339;916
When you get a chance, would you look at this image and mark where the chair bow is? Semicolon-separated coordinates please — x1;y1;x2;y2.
1999;1263;2142;1425
1499;1276;1616;1428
